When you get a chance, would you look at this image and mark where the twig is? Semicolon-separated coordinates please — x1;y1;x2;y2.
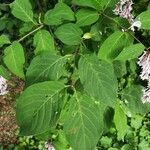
18;24;44;42
102;13;147;48
0;3;10;6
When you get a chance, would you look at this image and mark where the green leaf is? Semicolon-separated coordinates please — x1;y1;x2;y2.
76;9;99;27
113;60;127;78
138;140;150;150
121;144;133;150
0;17;8;31
108;148;119;150
53;130;69;150
121;85;150;115
129;59;137;74
100;0;118;9
72;0;102;10
115;44;145;61
82;32;92;39
3;41;25;79
19;22;34;35
114;100;127;141
130;115;143;130
103;107;114;131
11;0;35;24
16;81;65;135
55;23;83;45
26;52;70;86
136;9;150;30
33;30;55;55
0;65;11;80
64;92;104;150
90;23;102;41
0;35;11;47
79;54;118;107
72;0;118;10
98;31;133;60
100;136;112;148
44;2;75;26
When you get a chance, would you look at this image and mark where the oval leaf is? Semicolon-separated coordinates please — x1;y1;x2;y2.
76;9;99;27
33;30;55;54
101;0;118;9
79;54;118;107
72;0;101;10
17;81;65;135
0;65;11;80
136;9;150;30
114;100;127;141
11;0;35;24
113;60;127;78
64;93;104;150
26;52;70;86
55;23;83;45
3;41;25;79
90;23;102;41
44;2;75;26
11;0;36;24
98;31;133;60
0;35;11;47
115;43;145;61
121;85;150;115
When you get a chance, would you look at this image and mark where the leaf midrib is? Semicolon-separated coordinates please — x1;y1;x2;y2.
10;45;18;71
100;32;124;59
32;88;62;119
75;94;96;149
30;56;67;83
77;12;98;25
15;0;34;24
82;56;115;101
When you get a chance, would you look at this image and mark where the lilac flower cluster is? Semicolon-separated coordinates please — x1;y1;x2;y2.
45;142;55;150
113;0;134;23
137;50;150;80
138;50;150;103
114;1;147;103
0;76;8;96
113;0;141;31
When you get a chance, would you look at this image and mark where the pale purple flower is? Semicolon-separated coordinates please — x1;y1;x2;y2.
137;50;150;103
129;20;141;31
0;76;8;95
113;0;134;23
137;50;150;80
45;142;55;150
141;86;150;103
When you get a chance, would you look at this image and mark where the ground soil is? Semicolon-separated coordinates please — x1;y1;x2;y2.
0;76;24;145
